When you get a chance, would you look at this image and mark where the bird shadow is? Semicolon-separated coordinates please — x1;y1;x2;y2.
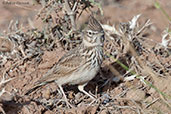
63;66;123;97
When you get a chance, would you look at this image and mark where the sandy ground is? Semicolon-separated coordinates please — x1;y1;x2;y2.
0;0;171;114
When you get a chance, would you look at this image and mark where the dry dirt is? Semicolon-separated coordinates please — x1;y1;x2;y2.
0;0;171;114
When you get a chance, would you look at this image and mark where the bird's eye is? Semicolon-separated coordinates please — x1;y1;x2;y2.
87;31;93;36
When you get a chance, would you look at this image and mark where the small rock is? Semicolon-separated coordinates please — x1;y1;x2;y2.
42;89;51;99
101;94;110;104
0;37;14;52
86;106;98;114
100;110;108;114
0;91;13;102
75;92;82;99
126;88;146;101
144;96;153;103
68;91;74;99
148;87;156;94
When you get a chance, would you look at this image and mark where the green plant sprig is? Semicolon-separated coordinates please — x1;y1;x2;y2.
154;1;171;22
106;53;171;100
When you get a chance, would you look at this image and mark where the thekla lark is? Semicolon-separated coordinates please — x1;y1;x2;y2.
25;15;105;107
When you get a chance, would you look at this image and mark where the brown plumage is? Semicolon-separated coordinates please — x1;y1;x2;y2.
25;15;105;107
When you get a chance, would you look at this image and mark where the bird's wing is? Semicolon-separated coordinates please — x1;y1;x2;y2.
25;47;85;95
36;48;84;85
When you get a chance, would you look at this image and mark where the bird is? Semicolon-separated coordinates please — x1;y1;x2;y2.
25;15;105;107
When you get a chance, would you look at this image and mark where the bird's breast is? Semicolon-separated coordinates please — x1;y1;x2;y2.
55;47;103;86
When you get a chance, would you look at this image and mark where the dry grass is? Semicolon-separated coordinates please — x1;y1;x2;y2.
0;0;170;113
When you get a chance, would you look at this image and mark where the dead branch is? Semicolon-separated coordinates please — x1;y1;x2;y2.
64;0;77;31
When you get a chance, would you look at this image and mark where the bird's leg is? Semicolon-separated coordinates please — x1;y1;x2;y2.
78;83;96;100
58;85;73;108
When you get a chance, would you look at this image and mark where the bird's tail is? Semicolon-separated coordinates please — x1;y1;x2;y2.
25;82;46;95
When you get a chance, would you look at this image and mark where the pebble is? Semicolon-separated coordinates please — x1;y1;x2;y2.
126;88;146;101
